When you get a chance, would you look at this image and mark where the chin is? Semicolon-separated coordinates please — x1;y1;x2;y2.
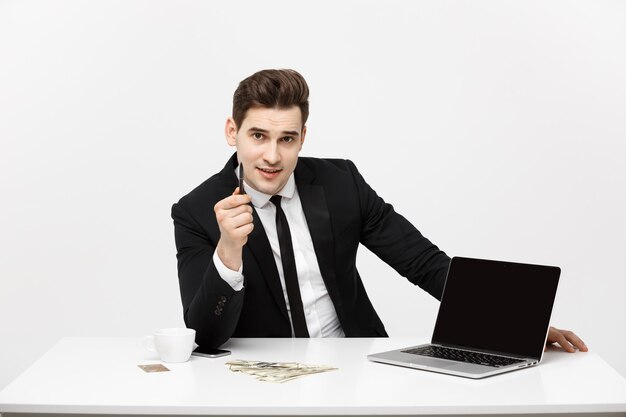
252;177;284;195
248;182;273;195
264;186;283;195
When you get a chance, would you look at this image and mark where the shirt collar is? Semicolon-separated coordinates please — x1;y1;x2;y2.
235;168;296;209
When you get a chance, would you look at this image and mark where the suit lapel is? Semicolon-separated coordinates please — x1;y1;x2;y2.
245;210;289;321
295;163;346;325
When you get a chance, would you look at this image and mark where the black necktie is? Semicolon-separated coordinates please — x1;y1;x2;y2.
270;195;309;337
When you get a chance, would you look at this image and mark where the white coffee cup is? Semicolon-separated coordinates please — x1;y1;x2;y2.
143;328;197;363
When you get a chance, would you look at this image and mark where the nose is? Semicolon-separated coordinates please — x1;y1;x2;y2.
262;141;280;165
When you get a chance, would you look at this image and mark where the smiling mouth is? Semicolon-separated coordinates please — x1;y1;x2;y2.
256;167;283;180
257;167;282;174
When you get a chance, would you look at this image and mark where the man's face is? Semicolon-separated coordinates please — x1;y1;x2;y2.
225;106;306;196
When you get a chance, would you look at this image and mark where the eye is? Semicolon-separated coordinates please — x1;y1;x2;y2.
253;132;264;140
281;136;295;143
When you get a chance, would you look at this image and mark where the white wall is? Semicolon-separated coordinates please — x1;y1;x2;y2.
1;0;624;389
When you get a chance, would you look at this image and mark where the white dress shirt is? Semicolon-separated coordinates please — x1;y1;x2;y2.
213;172;345;338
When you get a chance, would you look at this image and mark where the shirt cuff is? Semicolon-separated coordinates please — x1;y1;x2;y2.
213;251;244;291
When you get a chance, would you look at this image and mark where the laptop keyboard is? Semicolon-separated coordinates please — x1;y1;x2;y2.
402;345;524;368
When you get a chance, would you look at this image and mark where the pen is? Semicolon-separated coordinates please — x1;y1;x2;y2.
238;163;246;194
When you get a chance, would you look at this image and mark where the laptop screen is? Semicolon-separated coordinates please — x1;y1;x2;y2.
432;257;560;360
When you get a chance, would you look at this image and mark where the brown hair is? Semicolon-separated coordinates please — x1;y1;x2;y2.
232;69;309;130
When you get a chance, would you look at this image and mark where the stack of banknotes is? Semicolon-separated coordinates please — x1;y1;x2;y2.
226;360;337;383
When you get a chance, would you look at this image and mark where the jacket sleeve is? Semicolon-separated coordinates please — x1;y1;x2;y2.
347;160;451;300
171;201;245;348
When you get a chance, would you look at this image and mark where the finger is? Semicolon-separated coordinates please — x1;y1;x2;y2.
215;208;253;231
232;187;241;196
215;194;252;210
226;220;254;239
564;331;588;352
226;211;254;230
218;203;252;218
553;332;576;353
217;208;252;230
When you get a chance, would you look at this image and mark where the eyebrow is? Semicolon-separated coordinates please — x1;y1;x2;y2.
247;127;300;137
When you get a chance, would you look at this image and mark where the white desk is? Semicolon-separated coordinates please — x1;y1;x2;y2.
1;337;625;416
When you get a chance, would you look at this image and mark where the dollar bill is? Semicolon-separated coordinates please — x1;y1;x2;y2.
226;360;337;383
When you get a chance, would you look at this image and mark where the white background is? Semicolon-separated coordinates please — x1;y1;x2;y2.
1;0;625;390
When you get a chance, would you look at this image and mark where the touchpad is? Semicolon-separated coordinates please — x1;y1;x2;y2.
411;357;459;369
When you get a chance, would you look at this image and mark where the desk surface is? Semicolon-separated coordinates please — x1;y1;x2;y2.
1;337;625;416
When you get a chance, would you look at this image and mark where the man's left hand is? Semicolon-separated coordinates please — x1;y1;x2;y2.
546;326;588;352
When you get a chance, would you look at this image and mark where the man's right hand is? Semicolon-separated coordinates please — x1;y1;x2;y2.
214;187;254;271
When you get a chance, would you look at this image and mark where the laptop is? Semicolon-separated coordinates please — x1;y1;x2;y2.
367;256;560;379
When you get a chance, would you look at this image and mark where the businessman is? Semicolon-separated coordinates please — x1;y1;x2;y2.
172;69;586;353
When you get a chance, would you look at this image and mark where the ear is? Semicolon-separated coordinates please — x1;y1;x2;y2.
225;117;238;147
299;126;307;150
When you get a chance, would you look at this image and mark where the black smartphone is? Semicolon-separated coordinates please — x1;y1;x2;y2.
192;347;231;358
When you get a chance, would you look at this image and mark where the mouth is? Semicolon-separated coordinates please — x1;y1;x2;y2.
257;167;283;179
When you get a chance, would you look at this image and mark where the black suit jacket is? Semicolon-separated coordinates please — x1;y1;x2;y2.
172;153;451;348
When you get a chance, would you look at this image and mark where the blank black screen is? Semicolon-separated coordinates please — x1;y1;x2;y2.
432;257;560;360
